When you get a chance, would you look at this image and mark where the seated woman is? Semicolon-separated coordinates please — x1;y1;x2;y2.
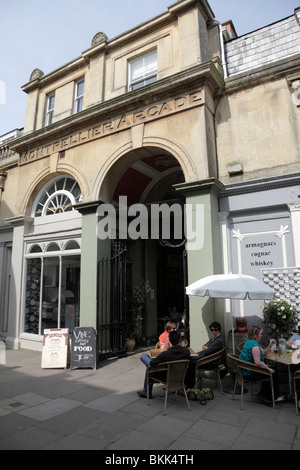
239;326;280;405
185;321;224;389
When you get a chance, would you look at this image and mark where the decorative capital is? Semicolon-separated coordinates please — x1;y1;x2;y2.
219;211;229;221
288;202;300;212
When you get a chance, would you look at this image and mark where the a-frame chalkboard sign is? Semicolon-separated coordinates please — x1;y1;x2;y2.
70;327;97;370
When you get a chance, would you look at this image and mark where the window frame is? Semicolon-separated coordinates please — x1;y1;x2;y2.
128;49;158;92
45;92;55;126
31;175;82;218
74;79;85;113
23;238;81;337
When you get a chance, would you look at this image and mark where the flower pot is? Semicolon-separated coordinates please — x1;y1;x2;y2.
126;338;136;351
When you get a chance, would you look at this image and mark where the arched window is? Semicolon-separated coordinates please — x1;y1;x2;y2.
46;243;60;252
32;176;82;217
29;245;42;253
64;240;80;250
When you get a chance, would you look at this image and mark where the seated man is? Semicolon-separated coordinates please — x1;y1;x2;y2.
185;321;224;389
137;329;190;398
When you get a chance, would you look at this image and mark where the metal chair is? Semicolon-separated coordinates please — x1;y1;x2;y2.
294;369;300;416
237;343;265;354
195;347;226;393
227;353;276;409
147;359;191;415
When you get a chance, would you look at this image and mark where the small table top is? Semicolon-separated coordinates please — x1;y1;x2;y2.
265;350;294;365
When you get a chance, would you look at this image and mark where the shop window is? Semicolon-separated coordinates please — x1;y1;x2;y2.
128;50;157;91
32;175;82;217
24;245;80;335
24;258;42;334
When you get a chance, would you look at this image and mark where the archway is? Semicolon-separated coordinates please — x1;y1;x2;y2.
97;146;188;354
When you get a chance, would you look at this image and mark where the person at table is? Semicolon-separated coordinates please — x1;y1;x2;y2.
159;320;177;351
185;321;224;389
169;305;181;328
239;325;280;405
288;324;300;348
137;329;190;398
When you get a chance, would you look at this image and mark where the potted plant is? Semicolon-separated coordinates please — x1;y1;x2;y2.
262;299;298;340
126;280;152;350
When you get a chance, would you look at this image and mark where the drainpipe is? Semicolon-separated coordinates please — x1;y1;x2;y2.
212;23;228;180
219;23;228;79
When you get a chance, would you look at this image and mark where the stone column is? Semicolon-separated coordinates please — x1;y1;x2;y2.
176;178;224;352
5;215;33;349
75;201;100;330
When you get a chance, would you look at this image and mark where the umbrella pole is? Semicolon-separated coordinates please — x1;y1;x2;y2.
231;300;235;354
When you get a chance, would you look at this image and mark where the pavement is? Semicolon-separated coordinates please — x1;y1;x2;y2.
0;347;299;452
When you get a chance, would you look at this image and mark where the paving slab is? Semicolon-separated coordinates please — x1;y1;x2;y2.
0;348;299;452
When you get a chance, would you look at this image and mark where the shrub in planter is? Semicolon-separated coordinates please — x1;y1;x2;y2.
262;299;298;339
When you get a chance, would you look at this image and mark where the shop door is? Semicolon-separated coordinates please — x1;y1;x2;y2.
97;242;127;359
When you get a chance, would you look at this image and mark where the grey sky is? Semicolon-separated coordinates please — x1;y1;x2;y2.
1;0;299;136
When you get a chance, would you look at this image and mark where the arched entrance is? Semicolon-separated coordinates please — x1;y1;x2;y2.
97;146;189;358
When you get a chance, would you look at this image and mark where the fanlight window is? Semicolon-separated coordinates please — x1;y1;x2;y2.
33;176;82;217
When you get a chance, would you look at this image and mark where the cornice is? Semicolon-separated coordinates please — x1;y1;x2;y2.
22;1;215;94
174;178;225;197
11;60;224;154
5;215;34;228
74;200;103;215
220;173;300;198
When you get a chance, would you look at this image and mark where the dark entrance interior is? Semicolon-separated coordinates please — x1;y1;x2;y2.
156;242;188;334
97;148;187;358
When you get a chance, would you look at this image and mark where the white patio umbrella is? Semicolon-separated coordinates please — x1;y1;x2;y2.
186;274;275;300
185;273;275;352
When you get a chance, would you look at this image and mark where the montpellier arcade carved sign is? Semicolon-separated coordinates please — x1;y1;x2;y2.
19;89;204;166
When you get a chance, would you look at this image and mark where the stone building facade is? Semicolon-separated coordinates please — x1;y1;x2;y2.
0;0;300;353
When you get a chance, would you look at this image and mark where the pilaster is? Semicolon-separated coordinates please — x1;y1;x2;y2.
75;201;100;330
288;202;300;266
5;215;33;349
175;178;224;351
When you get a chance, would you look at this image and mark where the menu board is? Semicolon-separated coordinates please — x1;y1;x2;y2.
41;328;69;369
70;327;97;370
